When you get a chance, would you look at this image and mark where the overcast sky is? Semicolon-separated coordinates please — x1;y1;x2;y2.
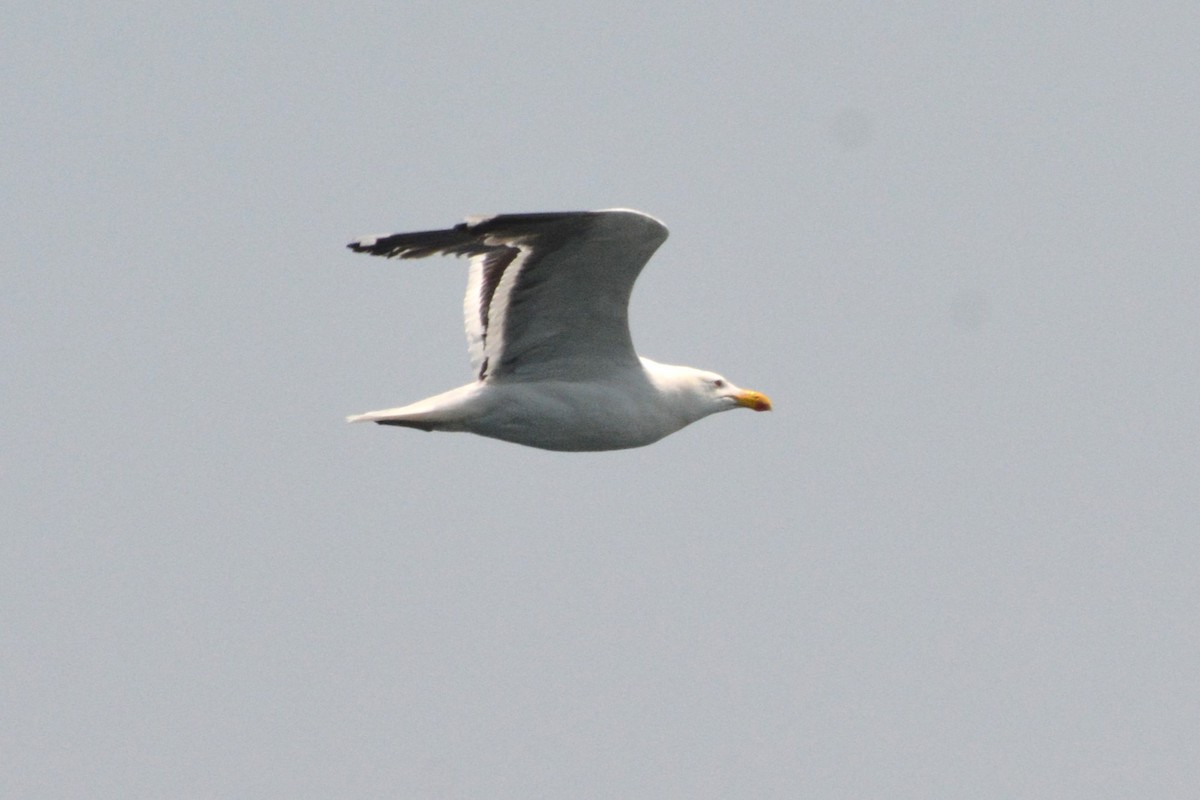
4;2;1199;797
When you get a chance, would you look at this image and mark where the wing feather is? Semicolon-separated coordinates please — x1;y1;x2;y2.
348;209;669;382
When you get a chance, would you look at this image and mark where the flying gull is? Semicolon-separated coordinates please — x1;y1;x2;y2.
346;209;771;451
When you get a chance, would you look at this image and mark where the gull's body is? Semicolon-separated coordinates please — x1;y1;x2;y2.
347;209;770;451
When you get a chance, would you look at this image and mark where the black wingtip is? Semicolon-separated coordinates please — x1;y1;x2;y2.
375;419;435;431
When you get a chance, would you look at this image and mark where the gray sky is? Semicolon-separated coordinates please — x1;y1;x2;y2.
4;2;1199;797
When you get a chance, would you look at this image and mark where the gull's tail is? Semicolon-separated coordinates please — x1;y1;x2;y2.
346;383;481;432
346;407;436;431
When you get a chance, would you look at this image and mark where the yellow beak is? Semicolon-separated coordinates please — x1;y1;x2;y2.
735;390;772;412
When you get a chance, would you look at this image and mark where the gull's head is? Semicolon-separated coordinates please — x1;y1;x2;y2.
695;370;773;413
643;359;772;421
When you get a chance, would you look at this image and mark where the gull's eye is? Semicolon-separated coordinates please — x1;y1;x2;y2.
713;379;725;388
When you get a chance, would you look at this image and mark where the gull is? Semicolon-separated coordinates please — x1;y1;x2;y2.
346;209;771;451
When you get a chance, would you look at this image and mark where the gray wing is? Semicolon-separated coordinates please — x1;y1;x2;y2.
348;209;669;382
